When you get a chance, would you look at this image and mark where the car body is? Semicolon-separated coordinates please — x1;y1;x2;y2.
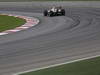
43;6;65;17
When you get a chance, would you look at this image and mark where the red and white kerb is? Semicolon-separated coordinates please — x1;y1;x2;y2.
0;14;39;35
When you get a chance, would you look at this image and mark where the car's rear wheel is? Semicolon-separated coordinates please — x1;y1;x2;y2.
44;10;48;16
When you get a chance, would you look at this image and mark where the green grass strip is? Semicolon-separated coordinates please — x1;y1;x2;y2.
0;15;26;32
20;56;100;75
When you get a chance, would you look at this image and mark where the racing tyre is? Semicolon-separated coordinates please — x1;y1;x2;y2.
44;10;48;16
61;9;65;16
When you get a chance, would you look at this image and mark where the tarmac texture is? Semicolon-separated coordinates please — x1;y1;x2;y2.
0;2;100;75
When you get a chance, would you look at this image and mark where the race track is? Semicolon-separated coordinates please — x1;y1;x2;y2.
0;2;100;75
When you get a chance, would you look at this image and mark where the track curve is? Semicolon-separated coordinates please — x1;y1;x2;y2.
0;2;100;75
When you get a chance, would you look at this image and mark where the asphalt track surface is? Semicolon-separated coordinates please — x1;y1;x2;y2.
0;2;100;75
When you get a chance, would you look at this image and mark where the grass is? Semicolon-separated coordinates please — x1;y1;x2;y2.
0;15;26;32
20;56;100;75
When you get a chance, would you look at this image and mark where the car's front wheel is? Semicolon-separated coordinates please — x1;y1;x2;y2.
61;9;65;16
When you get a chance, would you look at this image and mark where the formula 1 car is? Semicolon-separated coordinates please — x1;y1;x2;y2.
43;6;65;17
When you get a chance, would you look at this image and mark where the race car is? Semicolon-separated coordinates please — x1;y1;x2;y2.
43;6;65;17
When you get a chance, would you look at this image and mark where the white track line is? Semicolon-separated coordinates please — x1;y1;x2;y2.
0;14;39;35
0;33;8;35
14;54;100;75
